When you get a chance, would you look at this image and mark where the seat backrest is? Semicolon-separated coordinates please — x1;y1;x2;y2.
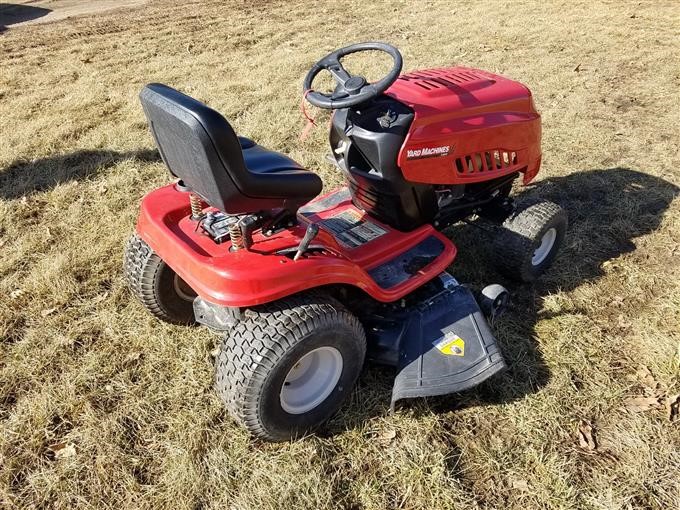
139;83;252;213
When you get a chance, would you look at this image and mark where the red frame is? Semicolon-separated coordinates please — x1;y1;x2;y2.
137;185;456;307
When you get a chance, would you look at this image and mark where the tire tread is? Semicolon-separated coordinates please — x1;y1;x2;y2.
215;292;366;441
123;233;193;324
494;200;567;281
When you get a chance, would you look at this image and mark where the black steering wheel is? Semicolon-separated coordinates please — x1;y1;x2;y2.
303;42;403;110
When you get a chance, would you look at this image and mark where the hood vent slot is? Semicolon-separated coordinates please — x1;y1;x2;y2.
398;68;493;91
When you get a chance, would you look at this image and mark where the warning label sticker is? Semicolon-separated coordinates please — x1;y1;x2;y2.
320;209;387;248
433;331;465;357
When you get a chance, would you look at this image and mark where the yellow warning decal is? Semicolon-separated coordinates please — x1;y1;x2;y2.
433;331;465;356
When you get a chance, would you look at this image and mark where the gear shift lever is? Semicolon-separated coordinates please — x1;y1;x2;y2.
293;223;319;261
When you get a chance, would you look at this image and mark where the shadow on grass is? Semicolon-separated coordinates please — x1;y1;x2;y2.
0;3;51;32
0;149;160;199
327;167;679;434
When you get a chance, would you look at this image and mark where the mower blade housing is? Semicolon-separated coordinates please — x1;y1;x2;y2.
389;276;507;407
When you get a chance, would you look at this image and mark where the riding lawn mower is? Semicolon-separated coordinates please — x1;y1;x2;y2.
124;42;567;441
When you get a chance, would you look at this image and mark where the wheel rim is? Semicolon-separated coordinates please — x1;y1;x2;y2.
173;274;196;302
532;228;557;266
280;347;343;415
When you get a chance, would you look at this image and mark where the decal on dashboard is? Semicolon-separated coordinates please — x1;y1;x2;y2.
320;209;387;249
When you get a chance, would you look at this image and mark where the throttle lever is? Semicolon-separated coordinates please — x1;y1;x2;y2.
293;223;320;261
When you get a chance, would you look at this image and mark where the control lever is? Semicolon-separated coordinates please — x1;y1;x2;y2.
293;223;319;261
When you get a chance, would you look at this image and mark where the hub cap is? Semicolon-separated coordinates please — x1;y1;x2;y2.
532;228;557;266
280;347;343;414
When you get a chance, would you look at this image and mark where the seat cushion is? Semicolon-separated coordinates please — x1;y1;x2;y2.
242;142;303;174
238;139;322;199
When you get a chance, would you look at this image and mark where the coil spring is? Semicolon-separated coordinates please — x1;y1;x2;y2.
229;221;244;250
190;193;203;219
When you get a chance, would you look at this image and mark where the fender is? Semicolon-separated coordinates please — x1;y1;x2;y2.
136;185;457;307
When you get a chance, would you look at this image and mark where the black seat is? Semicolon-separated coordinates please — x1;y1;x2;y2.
237;136;306;177
139;83;322;214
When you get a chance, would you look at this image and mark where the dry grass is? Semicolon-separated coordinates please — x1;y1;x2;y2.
1;0;679;508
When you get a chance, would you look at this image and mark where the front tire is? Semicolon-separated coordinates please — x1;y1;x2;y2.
124;233;197;324
493;200;568;282
215;292;366;442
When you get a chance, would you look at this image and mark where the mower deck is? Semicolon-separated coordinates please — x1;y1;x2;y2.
137;185;457;307
360;273;507;406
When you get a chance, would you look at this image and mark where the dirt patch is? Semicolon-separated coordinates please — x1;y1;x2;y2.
0;0;147;29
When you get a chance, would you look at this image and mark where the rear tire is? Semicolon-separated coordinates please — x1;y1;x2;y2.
493;200;567;282
124;233;197;324
215;292;366;442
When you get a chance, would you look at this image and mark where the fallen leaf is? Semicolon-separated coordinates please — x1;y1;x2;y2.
512;479;529;491
10;289;24;299
574;63;581;72
92;291;110;303
125;351;142;363
610;295;624;307
629;365;662;392
643;385;666;399
41;308;57;317
48;442;66;452
624;396;662;412
379;429;397;442
577;421;597;451
602;260;623;271
617;314;632;328
48;442;76;459
57;443;76;459
666;394;680;422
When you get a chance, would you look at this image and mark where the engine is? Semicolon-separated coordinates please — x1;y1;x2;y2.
329;66;541;231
